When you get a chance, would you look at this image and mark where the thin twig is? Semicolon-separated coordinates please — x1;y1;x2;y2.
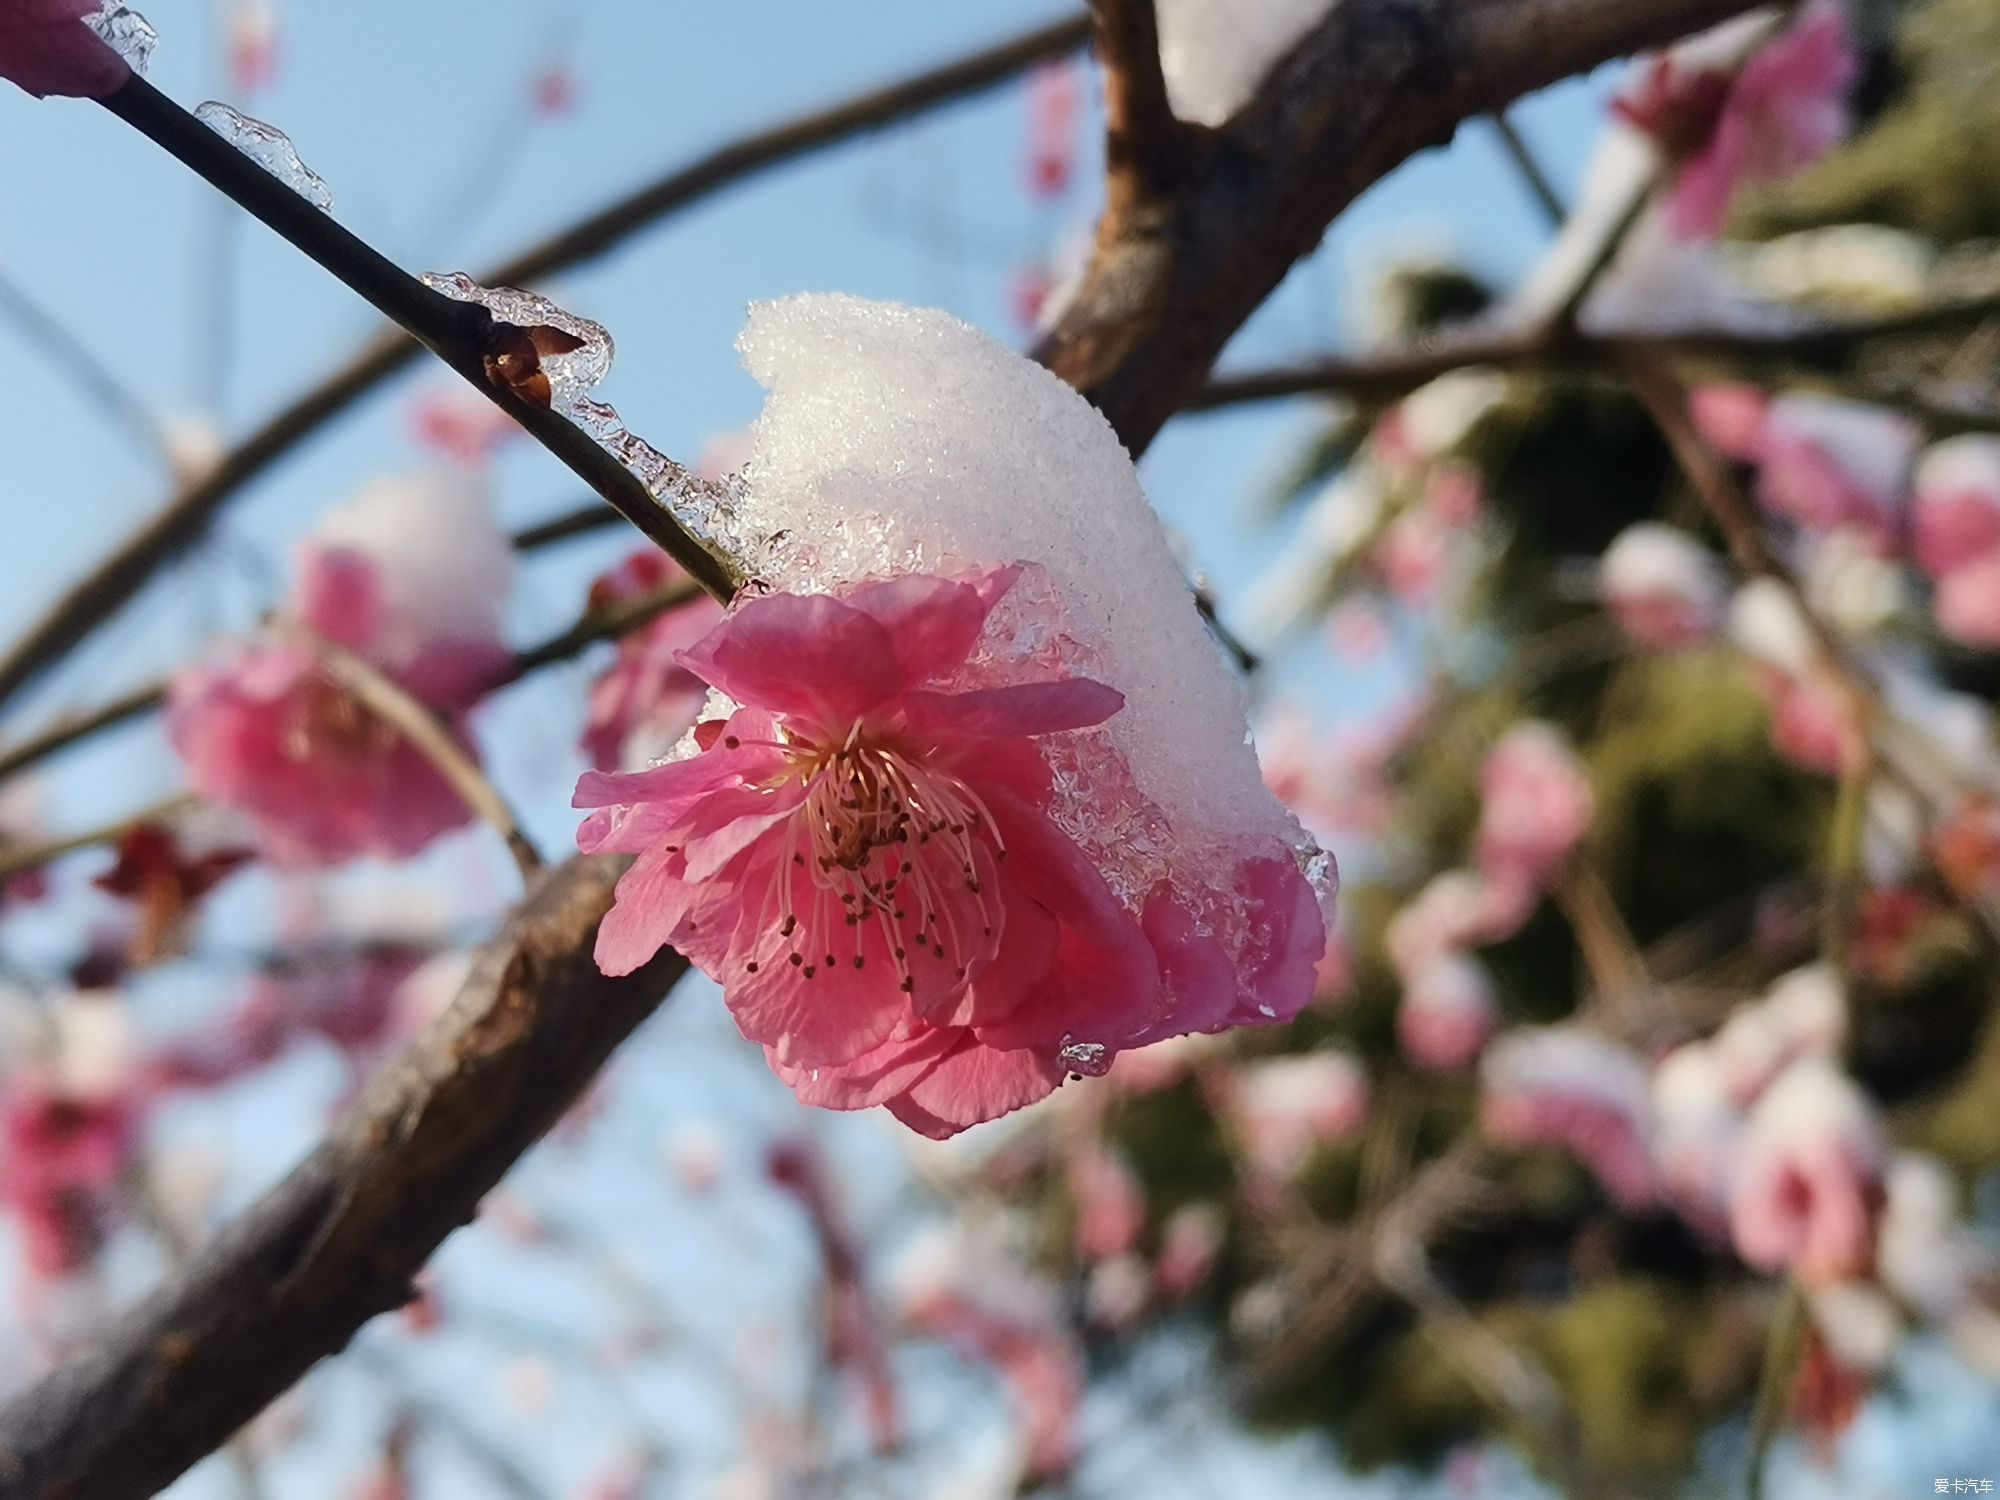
97;76;737;604
0;793;195;886
291;629;544;883
0;14;1091;716
1488;110;1567;227
0;269;175;475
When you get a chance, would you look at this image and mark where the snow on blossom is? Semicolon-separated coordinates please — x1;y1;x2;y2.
1475;722;1594;894
1752;395;1916;543
1661;2;1858;242
1729;578;1862;774
1153;0;1330;128
1649;1041;1738;1233
1397;951;1500;1073
579;296;1330;1137
1710;962;1846;1107
1600;523;1727;649
1913;437;2000;582
168;470;514;865
1480;1027;1655;1209
0;0;137;98
1225;1051;1369;1182
579;550;724;770
1727;1058;1883;1286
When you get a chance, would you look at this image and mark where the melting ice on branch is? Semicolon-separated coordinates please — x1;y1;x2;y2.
420;272;747;565
83;2;154;73
193;100;333;212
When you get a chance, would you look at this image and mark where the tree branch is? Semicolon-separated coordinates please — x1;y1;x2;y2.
1090;0;1189;215
0;13;1092;717
0;856;687;1500
1039;0;1777;453
0;5;1776;1493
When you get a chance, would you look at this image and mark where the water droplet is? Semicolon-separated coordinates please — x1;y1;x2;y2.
193;101;333;212
1058;1036;1112;1078
85;4;156;73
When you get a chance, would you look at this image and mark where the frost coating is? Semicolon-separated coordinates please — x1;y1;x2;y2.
193;101;332;212
84;3;154;73
730;294;1333;979
420;272;748;563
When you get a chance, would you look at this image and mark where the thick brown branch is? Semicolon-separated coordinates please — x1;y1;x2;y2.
1039;0;1772;453
0;856;686;1500
1091;0;1189;215
0;13;1092;716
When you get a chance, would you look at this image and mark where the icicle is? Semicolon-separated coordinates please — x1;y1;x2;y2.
420;272;752;574
193;101;333;212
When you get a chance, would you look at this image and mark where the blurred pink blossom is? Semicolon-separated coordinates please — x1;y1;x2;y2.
226;0;276;92
1226;1051;1370;1182
1663;3;1858;240
1933;550;2000;649
1689;382;1771;462
1386;869;1535;980
1154;1202;1225;1300
1481;1027;1656;1209
1397;952;1500;1073
0;1072;136;1281
1068;1142;1145;1262
1912;437;2000;582
1753;396;1915;543
0;0;131;99
579;550;723;771
1728;1059;1884;1285
168;473;513;865
1475;722;1594;893
1600;523;1727;649
409;388;523;466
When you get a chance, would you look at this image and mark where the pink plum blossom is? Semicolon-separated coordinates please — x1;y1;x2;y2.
1600;523;1727;649
1663;3;1858;241
168;473;514;865
1752;396;1916;544
1225;1051;1370;1182
579;550;723;771
226;0;276;92
409;388;522;466
1689;383;1771;463
1068;1142;1145;1262
1154;1202;1225;1300
1649;1042;1739;1235
0;0;132;99
1912;437;2000;583
1397;952;1500;1073
1933;551;2000;649
578;564;1322;1137
1480;1027;1656;1209
0;1071;136;1281
1728;1058;1884;1285
1385;868;1535;981
1475;723;1595;893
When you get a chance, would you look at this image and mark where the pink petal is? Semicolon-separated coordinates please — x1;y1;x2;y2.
885;1037;1065;1139
676;592;901;726
768;1026;957;1111
0;0;130;99
296;544;386;654
903;680;1124;741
